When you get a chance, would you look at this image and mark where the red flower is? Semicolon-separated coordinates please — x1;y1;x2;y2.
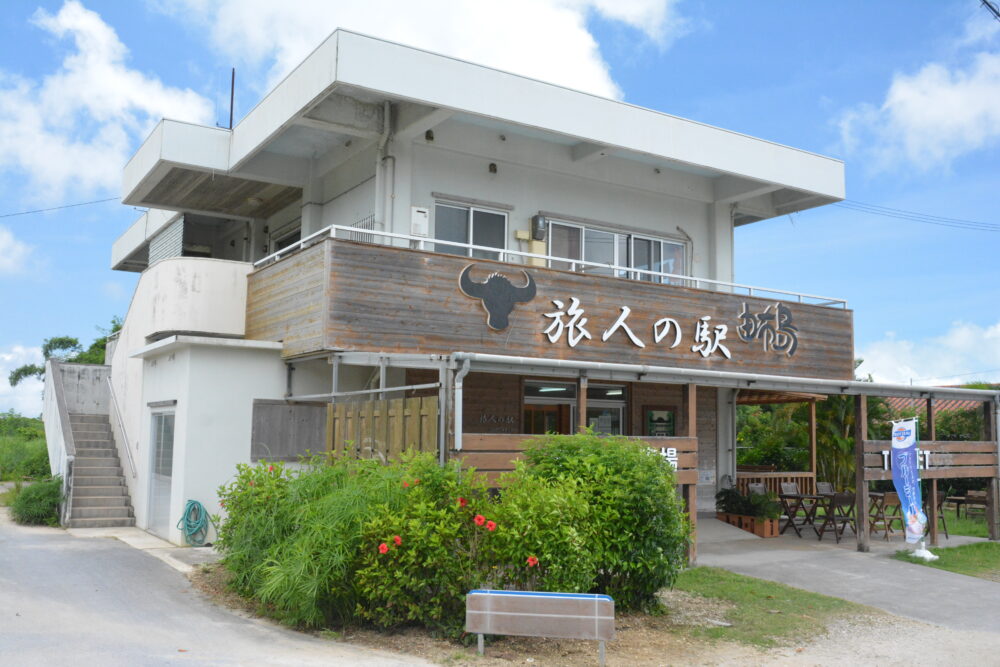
248;481;254;486
486;521;497;532
378;543;389;554
268;465;274;472
403;481;409;488
393;535;402;546
219;500;226;508
458;497;467;507
413;478;421;485
473;514;486;526
526;556;538;567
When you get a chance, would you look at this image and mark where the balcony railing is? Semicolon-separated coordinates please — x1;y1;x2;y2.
253;223;847;309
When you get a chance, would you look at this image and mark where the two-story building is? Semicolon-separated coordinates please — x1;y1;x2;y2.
44;30;998;548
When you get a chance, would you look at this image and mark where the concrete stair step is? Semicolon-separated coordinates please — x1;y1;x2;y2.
71;507;133;519
75;466;123;477
74;476;123;487
72;496;130;508
74;456;120;468
72;485;127;497
67;517;136;529
69;415;109;424
71;427;112;437
74;439;113;448
74;448;116;458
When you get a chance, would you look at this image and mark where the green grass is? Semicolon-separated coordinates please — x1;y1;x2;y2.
943;514;989;539
0;483;20;506
672;567;866;647
895;542;1000;582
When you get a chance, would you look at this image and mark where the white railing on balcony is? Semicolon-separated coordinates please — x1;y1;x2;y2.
253;223;848;309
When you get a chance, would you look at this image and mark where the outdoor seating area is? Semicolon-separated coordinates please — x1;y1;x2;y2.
741;483;962;544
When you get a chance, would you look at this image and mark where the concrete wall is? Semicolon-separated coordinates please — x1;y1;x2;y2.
136;342;285;544
56;363;111;415
109;257;255;531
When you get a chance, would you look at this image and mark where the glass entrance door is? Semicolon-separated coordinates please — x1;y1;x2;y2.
148;412;175;539
586;405;624;435
523;404;572;435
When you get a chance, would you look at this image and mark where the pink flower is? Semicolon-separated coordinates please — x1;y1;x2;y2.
526;556;538;567
268;465;274;472
458;497;467;507
473;514;486;526
219;500;226;508
393;535;402;546
378;543;389;554
486;521;497;532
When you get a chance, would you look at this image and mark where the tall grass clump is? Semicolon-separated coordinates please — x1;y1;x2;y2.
10;477;62;525
0;411;48;480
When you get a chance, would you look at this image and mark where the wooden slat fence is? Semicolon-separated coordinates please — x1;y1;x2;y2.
326;396;438;461
456;434;698;486
862;440;999;481
735;471;816;496
251;400;327;461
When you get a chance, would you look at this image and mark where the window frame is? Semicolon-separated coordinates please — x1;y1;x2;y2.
433;202;509;260
546;218;687;282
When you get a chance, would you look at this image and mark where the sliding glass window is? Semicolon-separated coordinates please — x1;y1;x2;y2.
548;219;685;282
433;204;507;260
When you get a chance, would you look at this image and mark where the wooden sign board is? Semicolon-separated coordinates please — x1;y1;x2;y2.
862;440;999;481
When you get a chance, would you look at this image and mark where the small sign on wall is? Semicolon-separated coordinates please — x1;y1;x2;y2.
699;470;716;485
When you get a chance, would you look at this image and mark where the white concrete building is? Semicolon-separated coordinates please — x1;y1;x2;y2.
43;30;997;547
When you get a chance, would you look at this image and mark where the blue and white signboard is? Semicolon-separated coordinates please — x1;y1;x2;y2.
890;418;926;544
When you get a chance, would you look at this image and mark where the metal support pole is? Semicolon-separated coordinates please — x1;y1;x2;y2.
330;355;340;396
577;373;588;433
378;357;387;401
438;363;448;467
477;633;484;656
285;363;294;398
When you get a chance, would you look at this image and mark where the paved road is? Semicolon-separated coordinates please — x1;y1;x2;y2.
0;510;430;666
698;515;1000;634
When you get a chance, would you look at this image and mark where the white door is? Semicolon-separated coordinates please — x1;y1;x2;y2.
149;412;175;538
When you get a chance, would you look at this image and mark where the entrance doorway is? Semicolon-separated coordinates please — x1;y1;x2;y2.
148;411;175;538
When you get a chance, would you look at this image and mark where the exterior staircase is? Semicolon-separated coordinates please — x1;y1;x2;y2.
67;414;135;528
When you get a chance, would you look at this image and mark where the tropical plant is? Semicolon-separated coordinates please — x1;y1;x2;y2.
8;317;122;386
715;487;781;519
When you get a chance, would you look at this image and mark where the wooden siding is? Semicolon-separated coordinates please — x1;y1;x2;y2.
251;399;327;461
326;396;438;460
246;242;327;357
246;239;854;378
455;433;698;486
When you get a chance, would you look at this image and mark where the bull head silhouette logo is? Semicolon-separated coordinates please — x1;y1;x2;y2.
459;265;537;331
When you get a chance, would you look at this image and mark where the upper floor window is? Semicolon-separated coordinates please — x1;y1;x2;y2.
548;220;686;283
434;203;507;261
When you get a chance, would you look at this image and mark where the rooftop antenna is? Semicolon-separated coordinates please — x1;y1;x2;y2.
229;67;235;129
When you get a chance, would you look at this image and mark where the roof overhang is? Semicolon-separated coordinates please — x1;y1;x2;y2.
122;30;844;221
331;351;1000;404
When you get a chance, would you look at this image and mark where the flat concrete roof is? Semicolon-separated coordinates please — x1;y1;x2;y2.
122;29;845;213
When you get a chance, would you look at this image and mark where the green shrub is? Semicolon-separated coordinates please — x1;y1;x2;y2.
715;487;781;519
483;471;597;594
10;477;62;525
521;430;690;611
0;436;49;480
254;456;411;627
215;460;296;594
354;455;488;637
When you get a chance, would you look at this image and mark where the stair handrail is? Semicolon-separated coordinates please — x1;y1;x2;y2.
48;360;76;524
107;376;137;479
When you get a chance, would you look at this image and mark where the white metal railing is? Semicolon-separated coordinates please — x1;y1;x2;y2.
253;224;848;309
107;377;137;479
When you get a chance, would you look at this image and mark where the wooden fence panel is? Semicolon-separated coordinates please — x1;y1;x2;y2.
862;439;999;482
327;396;438;461
251;400;327;461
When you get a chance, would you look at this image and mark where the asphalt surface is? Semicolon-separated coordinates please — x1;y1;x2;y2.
0;509;430;666
698;513;1000;633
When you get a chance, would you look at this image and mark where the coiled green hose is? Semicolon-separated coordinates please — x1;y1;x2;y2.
176;499;210;546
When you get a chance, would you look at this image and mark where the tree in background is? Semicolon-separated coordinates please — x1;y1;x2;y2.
8;317;122;387
736;360;891;491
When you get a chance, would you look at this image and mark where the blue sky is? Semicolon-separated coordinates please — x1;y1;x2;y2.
1;1;999;414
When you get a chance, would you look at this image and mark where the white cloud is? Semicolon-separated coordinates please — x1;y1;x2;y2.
857;320;1000;386
153;0;686;99
0;345;44;416
0;226;32;274
838;18;1000;171
0;1;214;201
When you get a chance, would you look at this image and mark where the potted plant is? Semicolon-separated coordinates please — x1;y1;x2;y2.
715;487;781;538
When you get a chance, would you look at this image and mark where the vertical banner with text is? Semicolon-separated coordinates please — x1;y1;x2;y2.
890;418;927;543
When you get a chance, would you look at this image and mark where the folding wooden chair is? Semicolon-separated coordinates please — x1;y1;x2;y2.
747;482;767;496
869;491;904;540
817;492;856;543
816;481;835;495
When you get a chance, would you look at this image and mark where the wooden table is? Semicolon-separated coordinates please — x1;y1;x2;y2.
779;493;823;537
